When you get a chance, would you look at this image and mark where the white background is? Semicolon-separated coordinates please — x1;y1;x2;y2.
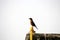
0;0;60;40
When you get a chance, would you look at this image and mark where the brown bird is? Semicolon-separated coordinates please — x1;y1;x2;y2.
29;18;38;29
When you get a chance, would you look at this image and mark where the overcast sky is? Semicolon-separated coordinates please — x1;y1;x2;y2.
0;0;60;40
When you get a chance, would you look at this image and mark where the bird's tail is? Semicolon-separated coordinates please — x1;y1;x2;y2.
35;26;38;30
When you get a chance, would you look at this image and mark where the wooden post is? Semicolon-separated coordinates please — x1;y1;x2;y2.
30;26;33;40
30;25;35;40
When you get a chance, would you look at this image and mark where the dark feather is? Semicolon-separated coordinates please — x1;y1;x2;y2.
29;18;38;29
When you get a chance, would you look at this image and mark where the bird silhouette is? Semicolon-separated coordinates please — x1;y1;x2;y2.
29;18;38;29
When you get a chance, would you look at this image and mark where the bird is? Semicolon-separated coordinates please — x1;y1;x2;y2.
29;18;38;29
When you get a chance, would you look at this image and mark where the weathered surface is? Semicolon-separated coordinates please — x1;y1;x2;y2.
25;33;60;40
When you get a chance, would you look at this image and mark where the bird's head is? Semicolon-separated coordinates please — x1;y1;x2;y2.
29;18;32;20
29;18;33;23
